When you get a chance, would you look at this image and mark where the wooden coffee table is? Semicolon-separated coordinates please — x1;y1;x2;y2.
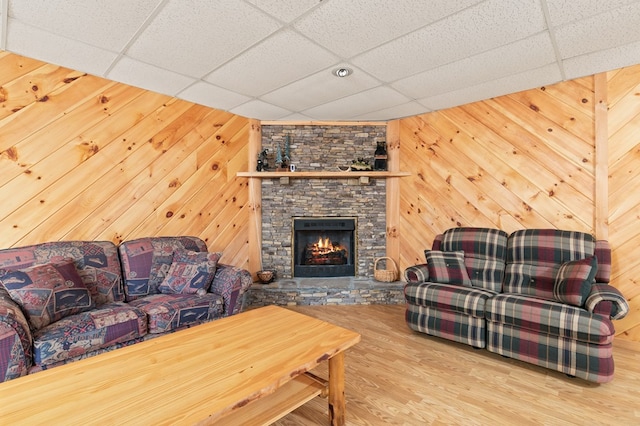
0;305;360;425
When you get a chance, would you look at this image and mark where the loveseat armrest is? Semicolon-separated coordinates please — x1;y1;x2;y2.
585;284;629;320
210;264;253;316
404;264;430;284
0;289;33;382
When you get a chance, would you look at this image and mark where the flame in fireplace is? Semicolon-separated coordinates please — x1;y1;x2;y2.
318;237;332;250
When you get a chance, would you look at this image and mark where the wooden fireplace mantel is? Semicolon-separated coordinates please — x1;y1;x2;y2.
237;171;410;178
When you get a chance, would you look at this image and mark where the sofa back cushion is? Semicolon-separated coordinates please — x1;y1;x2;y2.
440;227;509;292
503;229;597;301
0;241;124;307
119;237;208;302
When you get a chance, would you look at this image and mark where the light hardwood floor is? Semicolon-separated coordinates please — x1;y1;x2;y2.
273;304;640;425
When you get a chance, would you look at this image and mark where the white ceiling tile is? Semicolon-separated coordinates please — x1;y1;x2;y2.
553;2;640;59
231;99;292;120
302;86;410;120
5;20;118;76
8;0;162;51
245;0;321;23
107;57;195;96
178;81;251;111
544;0;638;27
392;32;556;99
205;29;338;97
127;0;281;77
294;0;483;58
418;63;562;111
352;101;431;121
352;0;547;82
260;65;380;111
563;39;640;80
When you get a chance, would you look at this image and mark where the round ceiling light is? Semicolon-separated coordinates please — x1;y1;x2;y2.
332;67;353;78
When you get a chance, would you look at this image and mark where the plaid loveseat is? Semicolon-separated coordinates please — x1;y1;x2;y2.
0;237;252;383
404;227;629;383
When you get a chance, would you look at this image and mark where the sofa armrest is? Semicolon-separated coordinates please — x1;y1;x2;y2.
210;264;253;316
404;264;430;284
0;289;33;382
585;283;629;320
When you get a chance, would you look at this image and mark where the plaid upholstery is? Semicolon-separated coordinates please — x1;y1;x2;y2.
404;264;430;284
441;227;509;292
405;282;495;318
503;229;596;300
406;303;486;348
486;294;615;345
486;322;615;383
404;227;628;383
586;284;629;320
424;250;472;287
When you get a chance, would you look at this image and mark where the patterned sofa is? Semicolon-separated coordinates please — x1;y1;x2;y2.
0;236;252;383
404;227;629;383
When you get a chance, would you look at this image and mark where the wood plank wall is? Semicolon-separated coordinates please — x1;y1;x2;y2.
0;50;638;342
398;64;640;342
0;52;252;269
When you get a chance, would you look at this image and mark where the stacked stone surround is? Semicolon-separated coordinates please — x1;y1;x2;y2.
247;278;404;307
260;125;387;279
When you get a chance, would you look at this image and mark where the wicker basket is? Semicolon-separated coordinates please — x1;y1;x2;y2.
374;257;398;282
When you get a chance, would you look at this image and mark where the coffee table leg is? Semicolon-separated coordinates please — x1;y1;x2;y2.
328;352;346;426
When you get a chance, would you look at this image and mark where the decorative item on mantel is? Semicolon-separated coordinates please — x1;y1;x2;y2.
350;158;372;171
257;149;269;172
374;141;388;171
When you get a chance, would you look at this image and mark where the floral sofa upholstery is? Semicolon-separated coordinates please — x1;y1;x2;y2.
404;227;629;383
0;236;252;383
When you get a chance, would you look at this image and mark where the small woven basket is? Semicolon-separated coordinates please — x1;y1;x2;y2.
374;257;398;282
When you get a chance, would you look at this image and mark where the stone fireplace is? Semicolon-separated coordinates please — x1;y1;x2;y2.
260;125;387;280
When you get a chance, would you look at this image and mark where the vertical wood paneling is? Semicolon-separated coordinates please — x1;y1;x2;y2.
0;52;251;270
607;64;640;341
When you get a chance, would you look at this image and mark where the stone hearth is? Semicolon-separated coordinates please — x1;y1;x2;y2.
247;277;404;307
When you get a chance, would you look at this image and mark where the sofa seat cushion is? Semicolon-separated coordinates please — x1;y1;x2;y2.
32;302;147;367
404;282;495;318
129;293;223;333
485;294;615;345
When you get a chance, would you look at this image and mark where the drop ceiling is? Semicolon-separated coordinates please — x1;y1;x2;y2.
1;0;640;121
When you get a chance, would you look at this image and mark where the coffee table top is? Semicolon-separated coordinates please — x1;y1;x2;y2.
0;305;361;424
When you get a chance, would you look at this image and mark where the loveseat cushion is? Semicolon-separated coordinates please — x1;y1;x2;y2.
32;302;147;367
553;255;597;306
119;237;208;301
0;241;125;307
404;282;495;318
158;250;221;295
503;229;596;301
0;259;94;331
128;293;223;333
440;227;509;292
485;294;615;345
424;250;472;287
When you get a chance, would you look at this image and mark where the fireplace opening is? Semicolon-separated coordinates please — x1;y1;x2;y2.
293;217;356;277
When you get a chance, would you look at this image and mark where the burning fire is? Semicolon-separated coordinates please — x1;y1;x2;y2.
318;236;333;250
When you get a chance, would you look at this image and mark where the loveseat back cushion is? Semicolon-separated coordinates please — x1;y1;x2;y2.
440;227;509;292
119;237;207;301
0;241;124;307
594;240;612;283
128;293;223;333
32;302;147;368
503;229;596;301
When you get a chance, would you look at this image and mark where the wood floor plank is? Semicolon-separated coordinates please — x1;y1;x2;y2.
271;305;640;425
